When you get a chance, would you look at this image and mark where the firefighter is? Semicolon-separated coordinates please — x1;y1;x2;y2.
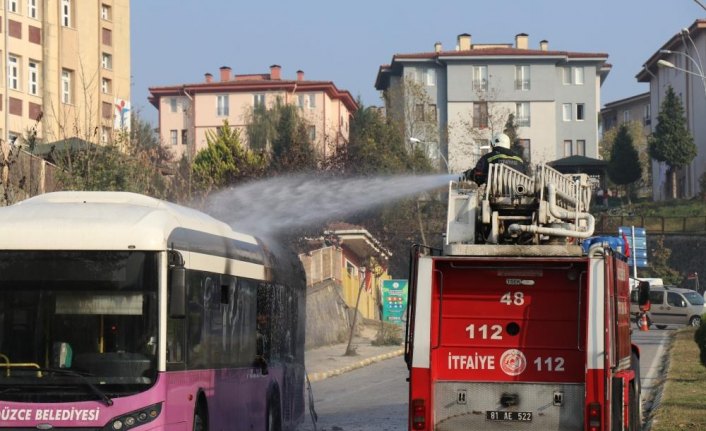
463;133;527;185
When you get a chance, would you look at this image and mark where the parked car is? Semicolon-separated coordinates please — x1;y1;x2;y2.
630;285;704;329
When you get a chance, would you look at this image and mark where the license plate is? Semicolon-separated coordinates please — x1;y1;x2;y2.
486;411;533;422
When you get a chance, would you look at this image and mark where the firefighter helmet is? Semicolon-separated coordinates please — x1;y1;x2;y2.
491;133;511;149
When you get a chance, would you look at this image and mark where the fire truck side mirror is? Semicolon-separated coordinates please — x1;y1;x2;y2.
638;281;651;312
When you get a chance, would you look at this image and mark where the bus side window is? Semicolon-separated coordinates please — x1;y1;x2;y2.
166;318;185;367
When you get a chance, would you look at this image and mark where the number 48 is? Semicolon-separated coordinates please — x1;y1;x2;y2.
500;291;524;305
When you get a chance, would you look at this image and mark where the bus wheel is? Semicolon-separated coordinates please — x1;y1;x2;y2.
266;395;282;431
193;402;208;431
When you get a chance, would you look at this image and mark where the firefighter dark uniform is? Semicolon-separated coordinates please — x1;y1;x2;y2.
463;133;526;185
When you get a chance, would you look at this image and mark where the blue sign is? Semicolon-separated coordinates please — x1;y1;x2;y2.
618;226;648;268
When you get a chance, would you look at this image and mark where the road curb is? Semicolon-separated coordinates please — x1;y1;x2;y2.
307;348;404;382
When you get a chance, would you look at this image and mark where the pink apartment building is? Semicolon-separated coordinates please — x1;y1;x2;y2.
148;65;357;161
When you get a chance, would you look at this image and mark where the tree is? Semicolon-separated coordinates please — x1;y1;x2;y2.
325;104;432;176
191;120;268;195
648;86;697;199
269;105;317;173
607;124;642;203
599;120;650;196
644;236;682;285
504;113;526;162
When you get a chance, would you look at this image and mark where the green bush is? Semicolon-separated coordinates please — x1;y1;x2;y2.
372;322;403;346
695;313;706;367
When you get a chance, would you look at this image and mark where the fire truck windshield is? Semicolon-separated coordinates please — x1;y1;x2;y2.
0;251;158;403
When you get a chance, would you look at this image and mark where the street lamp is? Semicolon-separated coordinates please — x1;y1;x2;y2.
409;137;450;173
657;58;706;98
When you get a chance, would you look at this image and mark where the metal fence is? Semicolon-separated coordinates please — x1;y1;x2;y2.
595;215;706;235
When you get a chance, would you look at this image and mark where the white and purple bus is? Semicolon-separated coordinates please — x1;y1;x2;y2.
0;191;306;431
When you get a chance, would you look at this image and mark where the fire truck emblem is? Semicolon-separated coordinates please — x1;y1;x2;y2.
499;349;527;376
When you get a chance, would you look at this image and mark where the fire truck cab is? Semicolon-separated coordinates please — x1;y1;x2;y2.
406;164;641;431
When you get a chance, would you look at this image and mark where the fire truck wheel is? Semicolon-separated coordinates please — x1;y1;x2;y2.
630;351;642;430
629;383;640;431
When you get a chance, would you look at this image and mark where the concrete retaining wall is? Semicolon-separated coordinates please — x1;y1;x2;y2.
305;281;358;350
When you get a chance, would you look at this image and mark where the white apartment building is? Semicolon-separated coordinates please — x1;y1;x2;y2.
375;33;610;173
637;19;706;200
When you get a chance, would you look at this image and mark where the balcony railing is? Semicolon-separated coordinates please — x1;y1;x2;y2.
515;116;530;127
472;79;488;92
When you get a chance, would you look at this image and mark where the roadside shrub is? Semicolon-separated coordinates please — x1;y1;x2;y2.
695;313;706;367
372;322;403;346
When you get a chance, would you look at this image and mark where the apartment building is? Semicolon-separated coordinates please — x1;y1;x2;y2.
601;92;651;134
637;19;706;200
375;33;610;172
148;66;357;162
1;0;131;146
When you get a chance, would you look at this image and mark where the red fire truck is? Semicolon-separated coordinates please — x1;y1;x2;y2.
405;164;644;431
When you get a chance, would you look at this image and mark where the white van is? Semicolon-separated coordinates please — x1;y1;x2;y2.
630;285;704;329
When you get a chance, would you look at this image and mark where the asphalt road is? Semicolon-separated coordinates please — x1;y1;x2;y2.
299;327;672;431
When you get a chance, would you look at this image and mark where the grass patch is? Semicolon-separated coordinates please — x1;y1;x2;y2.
649;328;706;431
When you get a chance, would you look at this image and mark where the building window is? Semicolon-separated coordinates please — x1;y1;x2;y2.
8;56;19;90
181;129;187;146
428;104;437;121
8;0;18;13
101;4;111;20
254;93;265;107
217;94;229;116
426;69;436;86
562;103;572;121
516;102;530;127
563;67;571;85
101;77;111;94
169;98;177;113
515;65;530;90
564;140;572;157
101;101;111;119
101;53;112;70
576;103;585;121
102;28;112;46
473;102;488;128
472;66;488;92
28;60;38;95
623;110;630;122
28;0;38;18
308;94;316;108
643;104;651;125
101;126;111;144
577;140;586;156
170;130;178;146
61;69;72;104
61;0;71;27
307;125;316;141
297;94;305;108
573;67;584;85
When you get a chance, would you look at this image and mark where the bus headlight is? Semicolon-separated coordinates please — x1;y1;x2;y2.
103;403;162;431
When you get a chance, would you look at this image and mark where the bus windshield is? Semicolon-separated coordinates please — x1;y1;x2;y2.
0;251;159;403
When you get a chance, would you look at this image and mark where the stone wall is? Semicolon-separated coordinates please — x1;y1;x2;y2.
305;280;356;350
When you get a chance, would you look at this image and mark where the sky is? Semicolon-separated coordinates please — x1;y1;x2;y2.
130;0;704;126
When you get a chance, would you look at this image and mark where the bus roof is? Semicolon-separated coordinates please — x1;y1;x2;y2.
0;191;260;251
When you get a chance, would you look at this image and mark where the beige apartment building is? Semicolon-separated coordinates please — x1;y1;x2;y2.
1;0;131;147
148;65;357;161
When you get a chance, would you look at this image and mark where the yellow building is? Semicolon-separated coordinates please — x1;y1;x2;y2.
148;65;357;161
300;223;391;321
1;0;131;147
